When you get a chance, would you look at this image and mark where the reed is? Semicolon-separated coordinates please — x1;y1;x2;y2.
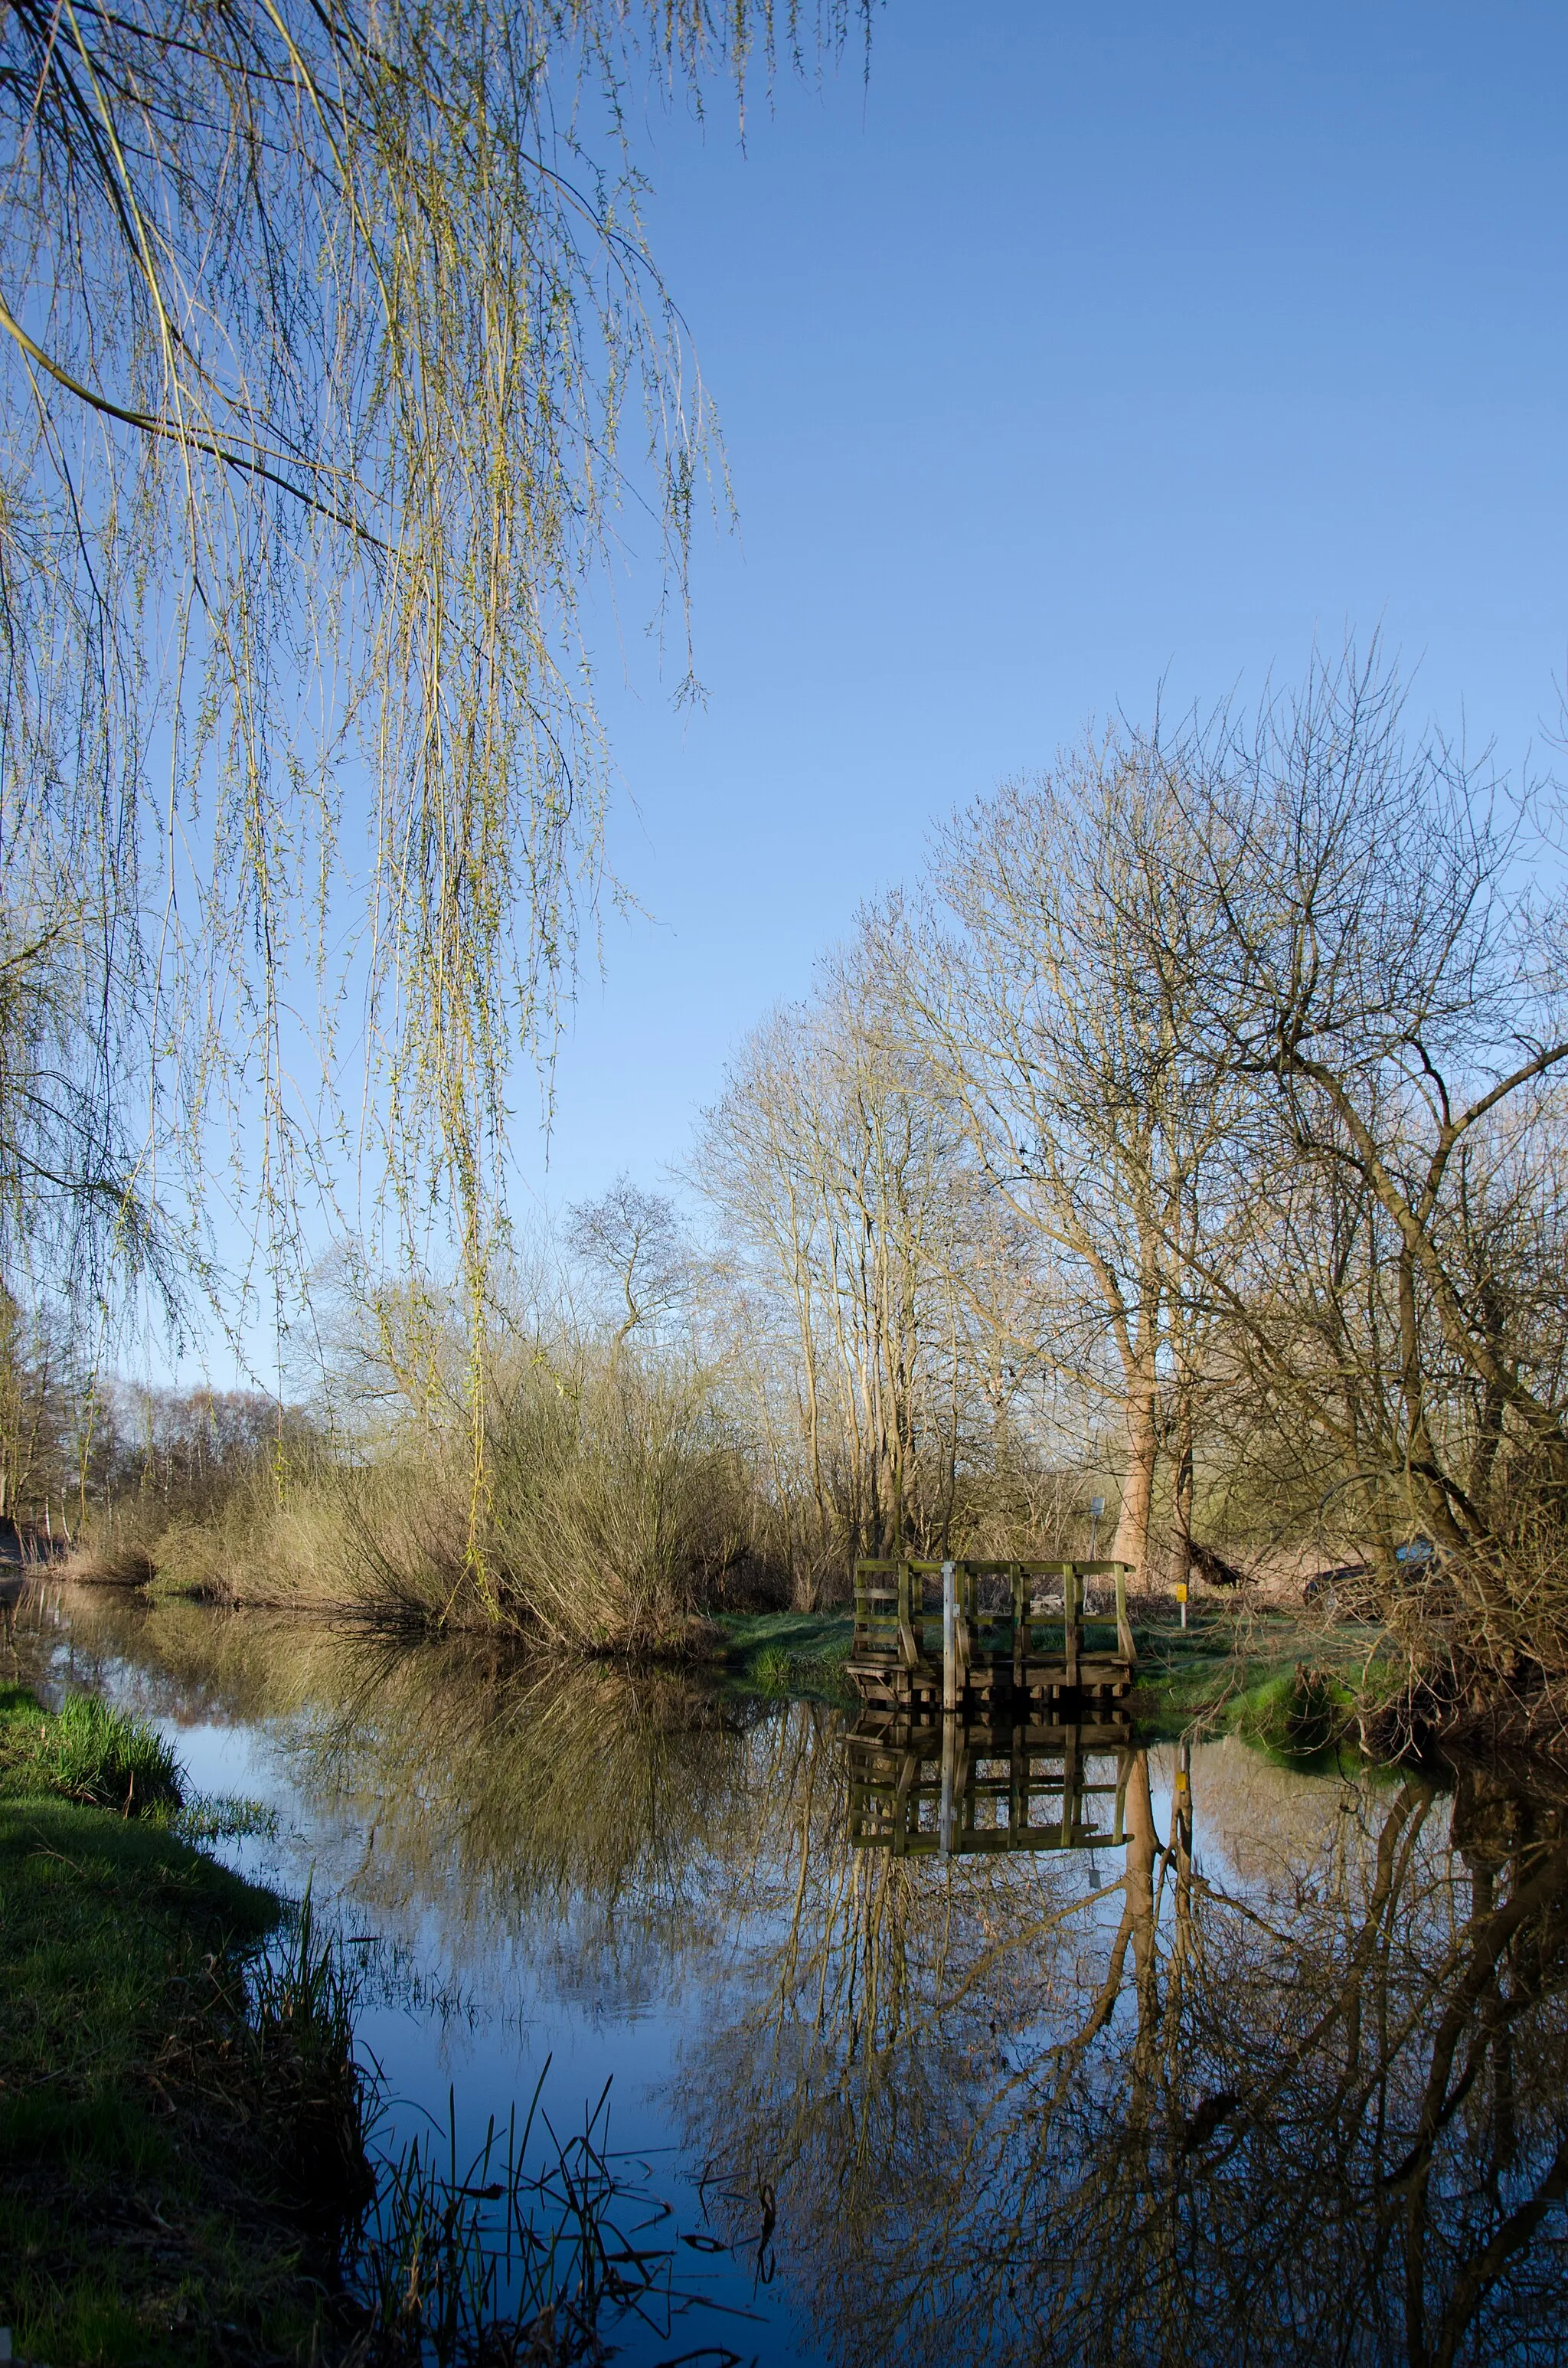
246;1889;377;2237
61;1519;161;1588
354;2074;678;2366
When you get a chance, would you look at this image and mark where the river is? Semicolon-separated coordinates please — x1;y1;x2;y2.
13;1583;1568;2367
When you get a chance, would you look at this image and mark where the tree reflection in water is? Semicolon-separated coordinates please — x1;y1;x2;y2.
24;1592;1568;2366
687;1718;1568;2368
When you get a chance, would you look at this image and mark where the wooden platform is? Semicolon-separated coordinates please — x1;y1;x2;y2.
847;1557;1136;1714
846;1705;1136;1857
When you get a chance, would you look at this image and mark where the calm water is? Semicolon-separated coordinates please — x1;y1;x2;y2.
14;1584;1568;2367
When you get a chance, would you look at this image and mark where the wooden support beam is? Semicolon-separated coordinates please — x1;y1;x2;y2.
1011;1558;1025;1693
1114;1558;1136;1667
897;1558;920;1673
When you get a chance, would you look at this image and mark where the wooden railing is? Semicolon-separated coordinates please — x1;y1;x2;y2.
851;1557;1136;1689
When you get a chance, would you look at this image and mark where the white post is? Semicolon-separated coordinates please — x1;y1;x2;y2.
939;1712;956;1857
942;1559;957;1714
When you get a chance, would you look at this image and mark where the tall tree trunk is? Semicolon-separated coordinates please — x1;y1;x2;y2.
1112;1380;1159;1585
1172;1390;1194;1594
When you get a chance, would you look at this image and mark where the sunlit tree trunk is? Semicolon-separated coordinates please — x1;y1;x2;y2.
1112;1379;1161;1579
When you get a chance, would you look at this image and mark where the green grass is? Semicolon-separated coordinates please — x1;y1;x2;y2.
711;1607;1401;1740
715;1600;1403;1754
0;1682;183;1813
1125;1609;1396;1751
0;1686;371;2365
713;1611;856;1700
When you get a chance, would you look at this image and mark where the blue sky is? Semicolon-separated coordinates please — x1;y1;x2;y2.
514;0;1567;1221
160;1;1567;1385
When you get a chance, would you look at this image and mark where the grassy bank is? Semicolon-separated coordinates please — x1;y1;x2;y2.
714;1611;858;1700
0;1686;371;2367
1125;1608;1393;1740
710;1604;1404;1757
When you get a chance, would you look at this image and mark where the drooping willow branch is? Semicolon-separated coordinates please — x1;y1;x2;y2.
0;1;867;1526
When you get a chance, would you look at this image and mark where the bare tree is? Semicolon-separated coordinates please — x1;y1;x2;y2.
1155;653;1568;1601
884;737;1255;1586
693;948;1020;1584
565;1176;691;1346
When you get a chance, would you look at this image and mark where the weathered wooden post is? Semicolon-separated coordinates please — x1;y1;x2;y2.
1011;1559;1025;1695
1115;1559;1136;1669
1064;1562;1080;1693
939;1708;956;1856
941;1558;958;1712
1112;1744;1132;1845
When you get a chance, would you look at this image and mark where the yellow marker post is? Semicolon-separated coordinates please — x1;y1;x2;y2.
1175;1578;1188;1630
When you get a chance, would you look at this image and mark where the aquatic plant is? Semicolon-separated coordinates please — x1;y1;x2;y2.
247;1890;377;2236
356;2074;679;2366
175;1792;279;1843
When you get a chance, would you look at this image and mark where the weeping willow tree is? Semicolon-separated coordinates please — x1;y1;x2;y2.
0;0;866;1589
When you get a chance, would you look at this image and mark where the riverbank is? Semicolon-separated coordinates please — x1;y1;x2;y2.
0;1686;371;2367
711;1604;1403;1752
24;1566;1431;1773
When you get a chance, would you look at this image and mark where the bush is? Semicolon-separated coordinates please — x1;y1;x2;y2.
483;1349;750;1652
56;1339;776;1654
150;1345;763;1653
1235;1665;1354;1758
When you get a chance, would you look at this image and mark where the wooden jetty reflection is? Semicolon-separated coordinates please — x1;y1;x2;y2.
848;1557;1136;1713
846;1706;1136;1858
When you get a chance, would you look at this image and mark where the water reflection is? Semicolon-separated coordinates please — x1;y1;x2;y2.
16;1584;1568;2366
690;1741;1568;2367
846;1707;1136;1856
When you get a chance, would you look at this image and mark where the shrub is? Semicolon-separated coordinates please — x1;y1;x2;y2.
485;1349;751;1653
